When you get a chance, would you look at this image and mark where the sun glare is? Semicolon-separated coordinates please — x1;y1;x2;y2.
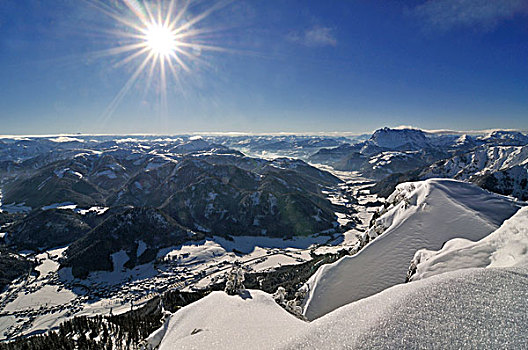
144;23;178;57
91;0;228;119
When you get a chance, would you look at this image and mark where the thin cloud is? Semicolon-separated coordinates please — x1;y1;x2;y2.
413;0;528;31
287;25;337;47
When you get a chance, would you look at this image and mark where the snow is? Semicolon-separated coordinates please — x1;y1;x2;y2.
156;268;528;349
158;290;307;350
54;168;83;179
145;161;165;171
76;206;109;215
161;240;226;264
0;203;32;213
159;235;322;274
411;206;528;281
3;286;75;313
48;136;84;143
302;178;521;320
35;248;66;276
41;202;76;210
136;240;148;257
286;267;528;349
95;169;117;179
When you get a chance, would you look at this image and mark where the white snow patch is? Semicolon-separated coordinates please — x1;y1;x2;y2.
0;203;32;213
48;136;84;143
95;170;117;179
411;206;528;281
136;240;148;257
158;290;307;350
42;202;76;210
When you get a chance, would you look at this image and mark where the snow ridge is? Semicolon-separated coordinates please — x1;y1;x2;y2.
302;178;521;320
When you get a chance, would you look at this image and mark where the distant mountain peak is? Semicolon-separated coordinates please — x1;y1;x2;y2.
368;127;429;149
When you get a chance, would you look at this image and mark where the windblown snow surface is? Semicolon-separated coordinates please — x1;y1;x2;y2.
157;290;306;350
410;206;528;281
302;178;521;320
155;204;528;349
155;269;528;349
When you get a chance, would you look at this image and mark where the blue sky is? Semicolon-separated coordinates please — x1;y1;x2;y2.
1;0;527;134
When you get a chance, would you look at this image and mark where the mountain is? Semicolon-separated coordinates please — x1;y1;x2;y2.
159;158;341;238
371;143;528;200
6;209;92;251
1;152;141;209
478;130;528;146
62;207;196;278
420;144;528;200
421;144;528;180
302;179;521;320
0;248;32;291
367;127;431;150
308;128;450;176
0;137;346;280
472;164;528;200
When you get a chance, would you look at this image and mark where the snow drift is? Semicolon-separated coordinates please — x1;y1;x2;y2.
285;267;528;349
156;268;528;349
302;178;521;320
157;290;307;350
410;206;528;281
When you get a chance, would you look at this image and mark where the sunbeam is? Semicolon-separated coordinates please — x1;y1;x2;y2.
89;0;229;121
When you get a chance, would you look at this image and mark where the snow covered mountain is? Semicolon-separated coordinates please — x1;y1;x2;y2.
302;178;521;320
478;130;528;146
420;144;528;200
152;266;528;349
367;127;431;150
308;128;453;176
2;132;528;348
422;144;528;180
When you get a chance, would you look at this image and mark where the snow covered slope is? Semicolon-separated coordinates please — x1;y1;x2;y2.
157;290;307;350
302;178;521;320
286;267;528;349
422;145;528;180
155;267;528;349
478;130;528;146
410;206;528;281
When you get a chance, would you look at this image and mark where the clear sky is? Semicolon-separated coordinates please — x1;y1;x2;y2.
1;0;528;134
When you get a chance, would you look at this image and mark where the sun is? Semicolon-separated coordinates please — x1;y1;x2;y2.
89;0;228;120
143;22;178;57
